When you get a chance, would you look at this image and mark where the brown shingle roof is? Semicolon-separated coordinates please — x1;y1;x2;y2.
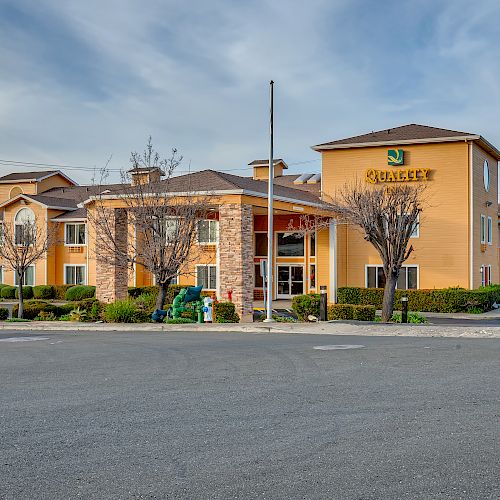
312;124;475;150
51;207;87;220
248;159;285;166
0;170;75;184
23;194;79;209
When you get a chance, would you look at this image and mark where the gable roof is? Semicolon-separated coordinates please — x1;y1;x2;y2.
0;193;79;211
81;169;323;207
248;159;288;169
312;123;500;159
0;170;77;185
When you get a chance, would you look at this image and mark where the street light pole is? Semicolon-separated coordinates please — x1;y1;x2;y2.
264;80;274;322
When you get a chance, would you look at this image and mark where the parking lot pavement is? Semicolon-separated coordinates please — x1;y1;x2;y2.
1;330;499;499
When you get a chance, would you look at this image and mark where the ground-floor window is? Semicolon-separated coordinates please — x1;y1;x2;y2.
366;265;418;290
196;265;217;290
481;265;492;287
14;265;35;286
309;264;316;289
255;263;264;288
0;266;3;284
64;265;86;285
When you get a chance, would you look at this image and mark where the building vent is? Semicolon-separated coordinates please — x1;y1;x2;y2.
293;173;314;185
307;173;321;184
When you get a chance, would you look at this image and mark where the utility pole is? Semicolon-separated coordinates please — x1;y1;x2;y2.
264;80;274;322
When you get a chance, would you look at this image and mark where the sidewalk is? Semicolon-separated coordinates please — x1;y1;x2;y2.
1;319;500;338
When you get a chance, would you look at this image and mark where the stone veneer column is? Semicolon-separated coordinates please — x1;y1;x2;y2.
218;204;254;322
95;208;129;303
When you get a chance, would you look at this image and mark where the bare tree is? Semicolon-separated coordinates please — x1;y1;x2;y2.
0;211;57;318
292;183;424;321
87;138;212;311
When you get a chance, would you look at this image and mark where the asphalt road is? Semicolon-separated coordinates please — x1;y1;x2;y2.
1;330;499;499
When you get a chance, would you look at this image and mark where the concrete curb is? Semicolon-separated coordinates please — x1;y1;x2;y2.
1;320;500;338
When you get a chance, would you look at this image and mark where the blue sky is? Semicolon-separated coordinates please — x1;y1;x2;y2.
1;0;500;183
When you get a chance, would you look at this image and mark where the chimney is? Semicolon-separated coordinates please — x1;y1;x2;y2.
249;159;288;180
128;167;164;186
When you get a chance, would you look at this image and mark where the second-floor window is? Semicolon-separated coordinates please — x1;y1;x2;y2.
15;208;35;245
197;220;218;244
65;223;86;245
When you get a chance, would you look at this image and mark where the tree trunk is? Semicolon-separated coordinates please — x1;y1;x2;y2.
155;280;170;311
17;272;24;319
381;272;398;322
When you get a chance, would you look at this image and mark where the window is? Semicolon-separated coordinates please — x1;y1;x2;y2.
153;217;178;244
14;265;35;286
410;215;419;238
309;264;316;289
481;265;492;287
255;233;268;257
0;266;3;283
64;265;86;285
197;220;218;244
310;233;316;256
366;265;418;290
65;223;86;245
196;265;217;290
14;208;35;245
487;217;493;245
277;232;304;257
481;215;486;244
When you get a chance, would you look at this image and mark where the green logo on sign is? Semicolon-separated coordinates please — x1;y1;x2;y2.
388;149;404;166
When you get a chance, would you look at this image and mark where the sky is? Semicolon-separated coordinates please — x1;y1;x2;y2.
1;0;500;183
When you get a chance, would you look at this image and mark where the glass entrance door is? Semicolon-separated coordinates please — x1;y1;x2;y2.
277;265;304;298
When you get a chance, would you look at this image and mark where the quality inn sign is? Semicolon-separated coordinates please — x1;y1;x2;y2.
365;149;432;184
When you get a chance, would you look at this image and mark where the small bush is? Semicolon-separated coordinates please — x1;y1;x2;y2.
34;311;57;321
214;302;239;323
15;286;34;300
69;307;87;322
0;307;8;320
64;285;96;301
104;299;145;323
55;303;78;316
390;312;428;324
54;285;73;300
1;286;16;299
328;304;376;321
0;284;8;291
33;285;55;300
12;300;56;320
128;286;159;299
328;304;354;320
58;314;71;321
352;305;376;322
165;317;196;324
292;294;320;321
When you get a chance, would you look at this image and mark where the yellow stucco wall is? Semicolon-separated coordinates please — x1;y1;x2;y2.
320;141;477;289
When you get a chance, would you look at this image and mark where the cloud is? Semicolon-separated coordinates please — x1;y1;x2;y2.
0;0;499;184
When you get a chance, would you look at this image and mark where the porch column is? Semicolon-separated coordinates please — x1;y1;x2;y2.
95;208;129;303
218;204;254;322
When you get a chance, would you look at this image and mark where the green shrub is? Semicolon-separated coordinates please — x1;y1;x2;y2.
328;304;354;320
55;303;78;316
69;307;87;322
390;312;428;324
0;283;8;291
58;314;71;321
12;300;57;320
104;299;147;323
0;307;8;320
33;285;55;300
54;285;73;300
1;286;16;299
214;302;240;323
64;285;96;301
165;317;196;324
128;286;159;299
15;286;33;299
134;293;157;315
292;294;320;321
352;305;376;321
70;298;103;321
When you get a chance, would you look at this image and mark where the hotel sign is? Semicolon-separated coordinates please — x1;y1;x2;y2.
365;149;431;184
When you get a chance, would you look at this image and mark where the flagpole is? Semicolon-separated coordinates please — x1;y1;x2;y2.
264;80;274;322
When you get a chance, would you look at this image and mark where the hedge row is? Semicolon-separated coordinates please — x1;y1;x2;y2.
12;298;102;320
0;284;95;301
128;285;215;305
337;286;500;313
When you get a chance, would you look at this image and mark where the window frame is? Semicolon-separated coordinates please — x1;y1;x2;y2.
64;222;87;246
63;264;87;285
197;219;218;245
195;264;217;290
410;214;419;238
254;231;268;257
14;264;35;286
14;207;36;246
487;216;493;245
309;263;316;290
365;264;419;290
